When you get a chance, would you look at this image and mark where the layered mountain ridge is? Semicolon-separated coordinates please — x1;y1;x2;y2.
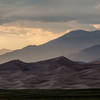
71;44;100;62
0;30;100;63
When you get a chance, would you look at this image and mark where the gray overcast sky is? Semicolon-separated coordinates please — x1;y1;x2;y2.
0;0;99;22
0;0;100;31
0;0;100;49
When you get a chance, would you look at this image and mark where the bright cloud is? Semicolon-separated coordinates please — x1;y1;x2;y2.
93;24;100;29
0;26;67;49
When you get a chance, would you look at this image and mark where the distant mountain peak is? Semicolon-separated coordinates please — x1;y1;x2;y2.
52;56;71;61
67;30;89;35
8;59;23;63
0;30;100;63
38;56;77;66
44;56;71;62
23;45;38;49
1;59;24;65
71;30;89;33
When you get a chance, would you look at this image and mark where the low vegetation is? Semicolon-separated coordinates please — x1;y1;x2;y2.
0;89;100;100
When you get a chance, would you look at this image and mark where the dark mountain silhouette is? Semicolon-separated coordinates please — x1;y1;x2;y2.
71;44;100;62
0;56;100;89
0;30;100;63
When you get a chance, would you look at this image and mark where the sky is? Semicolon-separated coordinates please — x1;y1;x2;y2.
0;0;100;49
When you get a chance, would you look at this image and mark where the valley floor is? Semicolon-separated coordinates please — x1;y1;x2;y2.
0;89;100;100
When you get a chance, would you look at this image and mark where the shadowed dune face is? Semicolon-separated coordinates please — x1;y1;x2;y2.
0;56;100;89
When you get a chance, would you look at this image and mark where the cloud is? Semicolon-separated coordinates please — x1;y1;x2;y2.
0;0;100;24
92;24;100;29
0;25;67;49
63;21;95;31
0;0;100;49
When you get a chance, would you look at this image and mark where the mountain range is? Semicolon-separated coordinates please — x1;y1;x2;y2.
0;56;100;89
0;49;11;55
0;30;100;63
70;44;100;62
